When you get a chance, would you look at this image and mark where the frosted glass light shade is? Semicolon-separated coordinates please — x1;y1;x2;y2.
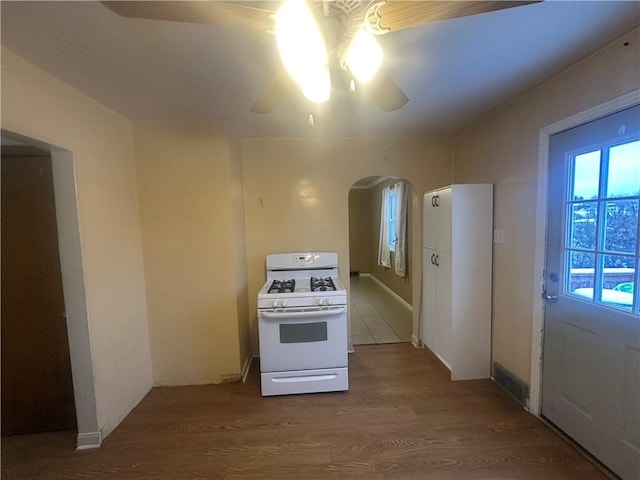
276;0;330;103
346;30;383;84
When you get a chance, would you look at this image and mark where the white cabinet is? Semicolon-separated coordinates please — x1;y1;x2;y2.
423;186;451;253
421;184;493;380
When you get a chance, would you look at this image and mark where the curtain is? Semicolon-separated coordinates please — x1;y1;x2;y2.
378;186;391;268
393;181;408;277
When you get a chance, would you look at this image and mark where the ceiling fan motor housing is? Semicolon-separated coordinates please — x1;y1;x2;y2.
318;0;369;71
326;0;366;39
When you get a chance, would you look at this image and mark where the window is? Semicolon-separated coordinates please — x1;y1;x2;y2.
565;139;640;314
378;181;408;277
388;187;397;252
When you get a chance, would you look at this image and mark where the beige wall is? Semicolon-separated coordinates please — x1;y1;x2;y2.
453;28;640;384
242;137;452;351
228;135;251;374
133;121;248;385
1;47;153;440
348;188;372;274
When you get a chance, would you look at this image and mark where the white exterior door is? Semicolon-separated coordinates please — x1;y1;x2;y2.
542;105;640;479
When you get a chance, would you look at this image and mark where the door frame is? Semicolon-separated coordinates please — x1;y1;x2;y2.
529;89;640;416
1;131;100;449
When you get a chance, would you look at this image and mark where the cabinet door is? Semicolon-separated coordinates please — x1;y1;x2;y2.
421;247;438;353
424;188;452;252
434;251;452;370
423;192;438;250
435;187;452;254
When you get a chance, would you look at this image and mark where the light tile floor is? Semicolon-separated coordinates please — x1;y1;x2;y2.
350;275;413;345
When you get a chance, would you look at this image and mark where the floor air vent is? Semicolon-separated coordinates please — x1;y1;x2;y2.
493;363;529;406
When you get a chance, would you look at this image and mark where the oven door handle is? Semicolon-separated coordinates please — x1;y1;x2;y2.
260;307;345;319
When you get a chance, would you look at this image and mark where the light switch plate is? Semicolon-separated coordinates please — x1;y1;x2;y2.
493;229;505;244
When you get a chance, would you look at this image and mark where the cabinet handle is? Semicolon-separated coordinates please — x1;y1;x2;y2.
434;255;439;267
431;195;436;207
434;195;440;207
430;253;435;265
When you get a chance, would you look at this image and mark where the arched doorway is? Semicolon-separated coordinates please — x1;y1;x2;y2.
348;176;414;346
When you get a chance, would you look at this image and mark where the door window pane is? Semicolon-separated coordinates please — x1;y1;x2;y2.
607;140;640;198
572;150;600;201
563;138;639;314
599;254;635;311
567;251;595;300
603;200;638;253
637;269;640;315
568;202;597;250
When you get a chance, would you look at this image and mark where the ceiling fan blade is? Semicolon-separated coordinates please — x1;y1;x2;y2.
369;1;541;33
329;66;353;93
102;1;275;34
250;69;292;114
365;72;408;112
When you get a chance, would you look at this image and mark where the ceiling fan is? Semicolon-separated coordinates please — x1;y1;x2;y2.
102;1;540;114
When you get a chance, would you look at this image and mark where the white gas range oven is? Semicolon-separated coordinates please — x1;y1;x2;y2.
257;252;348;396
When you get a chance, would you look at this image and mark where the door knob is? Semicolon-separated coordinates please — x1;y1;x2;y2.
542;291;558;304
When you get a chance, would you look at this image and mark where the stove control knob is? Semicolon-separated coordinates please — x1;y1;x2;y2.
281;300;288;308
325;298;333;306
272;300;279;308
317;298;325;306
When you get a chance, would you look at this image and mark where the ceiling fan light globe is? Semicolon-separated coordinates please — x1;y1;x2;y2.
276;0;329;100
301;67;331;103
345;30;383;84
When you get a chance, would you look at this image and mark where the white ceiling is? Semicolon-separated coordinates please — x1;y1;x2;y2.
1;1;639;138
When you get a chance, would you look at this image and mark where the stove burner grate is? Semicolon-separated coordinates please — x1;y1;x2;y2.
268;279;296;294
311;277;336;292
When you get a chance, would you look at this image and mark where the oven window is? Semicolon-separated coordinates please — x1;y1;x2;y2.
279;322;327;343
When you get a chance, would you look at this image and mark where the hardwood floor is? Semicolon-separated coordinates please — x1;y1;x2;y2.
2;344;609;479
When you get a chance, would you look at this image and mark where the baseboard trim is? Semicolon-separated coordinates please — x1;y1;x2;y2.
411;334;420;348
76;431;102;450
361;273;413;312
241;355;253;383
96;383;153;442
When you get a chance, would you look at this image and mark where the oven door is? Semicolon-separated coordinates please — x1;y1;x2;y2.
257;306;348;372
